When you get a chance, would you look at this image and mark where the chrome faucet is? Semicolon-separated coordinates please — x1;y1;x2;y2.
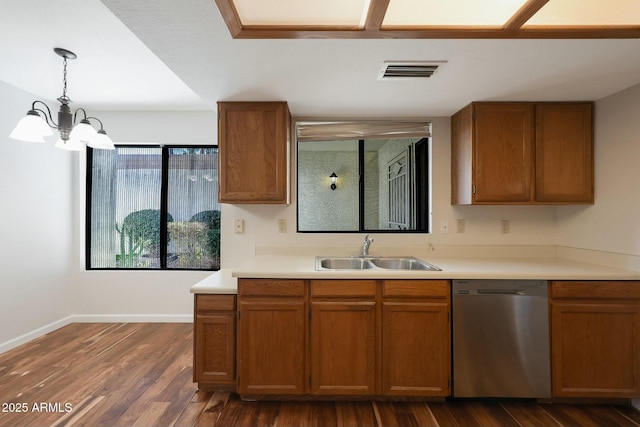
361;234;374;256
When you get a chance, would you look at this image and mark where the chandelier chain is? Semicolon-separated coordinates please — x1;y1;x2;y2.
62;56;68;100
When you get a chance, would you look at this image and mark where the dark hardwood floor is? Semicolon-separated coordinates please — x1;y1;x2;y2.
0;323;638;427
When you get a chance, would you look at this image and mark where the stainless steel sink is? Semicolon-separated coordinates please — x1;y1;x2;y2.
370;257;440;271
315;256;440;271
318;257;373;270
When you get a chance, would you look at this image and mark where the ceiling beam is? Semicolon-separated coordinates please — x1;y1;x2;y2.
215;0;243;37
504;0;550;30
231;26;640;39
214;0;640;40
363;0;390;31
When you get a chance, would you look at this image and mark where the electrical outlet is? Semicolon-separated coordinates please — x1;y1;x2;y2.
278;218;287;233
456;219;465;233
234;218;244;234
440;220;449;234
501;219;510;234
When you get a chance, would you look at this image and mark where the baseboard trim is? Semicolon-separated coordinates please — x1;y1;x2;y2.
0;315;74;355
72;314;192;323
0;314;192;355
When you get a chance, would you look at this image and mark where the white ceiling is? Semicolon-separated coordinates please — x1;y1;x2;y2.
2;0;640;118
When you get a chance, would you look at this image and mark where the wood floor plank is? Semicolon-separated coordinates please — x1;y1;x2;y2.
335;401;377;427
614;406;640;427
500;401;564;427
1;323;639;427
396;402;440;427
275;401;337;427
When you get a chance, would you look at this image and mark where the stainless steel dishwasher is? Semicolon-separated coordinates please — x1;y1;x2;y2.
452;279;551;398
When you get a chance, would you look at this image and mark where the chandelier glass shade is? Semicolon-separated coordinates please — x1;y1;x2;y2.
9;48;114;151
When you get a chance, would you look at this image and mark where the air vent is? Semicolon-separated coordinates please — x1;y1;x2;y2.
378;61;446;80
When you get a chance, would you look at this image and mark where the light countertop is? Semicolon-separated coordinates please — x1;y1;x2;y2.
190;253;640;295
190;268;237;294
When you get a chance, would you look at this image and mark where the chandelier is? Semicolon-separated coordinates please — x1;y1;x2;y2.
9;48;114;151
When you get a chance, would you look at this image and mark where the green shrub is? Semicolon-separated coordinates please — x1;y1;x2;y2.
190;210;220;259
116;210;173;265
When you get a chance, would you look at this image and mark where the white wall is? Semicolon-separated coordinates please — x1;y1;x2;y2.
70;110;216;320
0;82;75;350
557;83;640;257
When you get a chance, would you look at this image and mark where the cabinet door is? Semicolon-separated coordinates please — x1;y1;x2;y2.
310;301;376;395
382;301;450;396
194;313;236;386
550;296;640;398
193;295;236;390
237;300;306;395
218;101;289;204
473;103;534;203
535;103;593;203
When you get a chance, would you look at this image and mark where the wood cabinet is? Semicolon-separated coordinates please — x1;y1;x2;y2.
236;278;451;399
237;279;306;395
381;280;451;396
549;281;640;398
193;294;236;391
451;102;593;205
535;103;594;203
309;280;377;395
218;101;290;204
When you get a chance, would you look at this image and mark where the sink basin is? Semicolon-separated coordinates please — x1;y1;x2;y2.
318;257;373;270
370;257;441;271
316;256;440;271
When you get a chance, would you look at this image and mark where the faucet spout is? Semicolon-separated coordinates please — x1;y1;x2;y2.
362;234;374;256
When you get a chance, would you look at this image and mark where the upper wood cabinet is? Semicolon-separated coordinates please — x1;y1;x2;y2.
451;102;593;205
535;103;594;203
218;102;290;204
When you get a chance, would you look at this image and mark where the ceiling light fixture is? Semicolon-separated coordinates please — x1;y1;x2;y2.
9;48;114;151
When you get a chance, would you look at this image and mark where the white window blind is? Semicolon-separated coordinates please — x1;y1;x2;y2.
296;120;431;141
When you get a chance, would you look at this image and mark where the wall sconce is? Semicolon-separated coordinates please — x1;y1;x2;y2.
329;172;338;190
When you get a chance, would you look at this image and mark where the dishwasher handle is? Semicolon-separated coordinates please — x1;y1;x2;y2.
478;289;525;295
456;289;526;296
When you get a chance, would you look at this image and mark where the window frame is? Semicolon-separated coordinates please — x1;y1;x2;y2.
85;144;219;271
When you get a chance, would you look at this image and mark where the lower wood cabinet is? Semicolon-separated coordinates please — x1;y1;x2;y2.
237;279;306;396
549;281;640;398
193;294;236;391
310;280;377;395
382;280;451;396
236;278;451;399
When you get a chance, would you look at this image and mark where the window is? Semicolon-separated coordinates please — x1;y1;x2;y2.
86;145;220;270
296;120;431;233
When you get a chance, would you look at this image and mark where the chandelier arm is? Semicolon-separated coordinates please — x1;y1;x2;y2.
73;107;88;124
85;116;105;131
31;101;58;128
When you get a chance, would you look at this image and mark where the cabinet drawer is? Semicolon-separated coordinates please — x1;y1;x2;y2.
550;281;640;300
239;279;305;298
311;280;376;298
383;280;450;299
196;294;236;312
